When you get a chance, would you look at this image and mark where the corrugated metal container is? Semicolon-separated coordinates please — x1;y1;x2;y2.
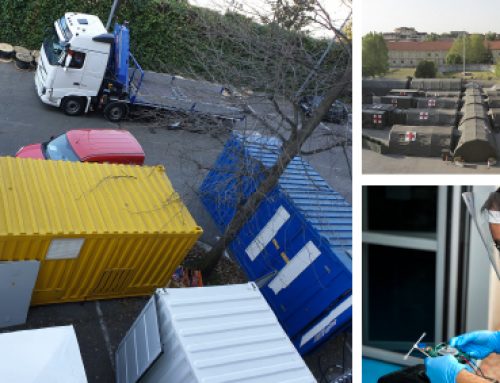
116;284;317;383
0;326;87;383
380;95;416;109
404;108;458;126
199;133;352;354
411;78;463;91
415;97;460;109
0;157;202;305
388;125;454;157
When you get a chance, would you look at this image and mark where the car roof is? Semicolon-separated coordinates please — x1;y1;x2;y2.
66;129;144;160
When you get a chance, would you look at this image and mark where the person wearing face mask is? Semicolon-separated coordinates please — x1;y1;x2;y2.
425;189;500;383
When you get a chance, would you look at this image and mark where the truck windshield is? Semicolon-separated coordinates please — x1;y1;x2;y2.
43;27;66;66
45;134;80;162
58;16;73;41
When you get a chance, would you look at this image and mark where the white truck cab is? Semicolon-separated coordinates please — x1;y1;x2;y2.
35;13;244;122
36;13;113;116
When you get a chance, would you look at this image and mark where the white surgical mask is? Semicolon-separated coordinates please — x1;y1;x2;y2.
488;210;500;224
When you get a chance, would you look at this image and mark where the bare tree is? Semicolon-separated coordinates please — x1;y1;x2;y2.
177;0;353;275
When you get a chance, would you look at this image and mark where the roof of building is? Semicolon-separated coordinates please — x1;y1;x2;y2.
387;41;453;52
388;39;500;52
487;41;500;50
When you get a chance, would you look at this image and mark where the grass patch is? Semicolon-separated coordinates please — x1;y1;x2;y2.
384;68;416;79
384;67;499;80
440;71;498;80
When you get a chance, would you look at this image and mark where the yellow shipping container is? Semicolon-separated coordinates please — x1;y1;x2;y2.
0;157;202;305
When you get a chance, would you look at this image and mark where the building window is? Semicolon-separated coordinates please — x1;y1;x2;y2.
401;60;404;64
363;186;443;354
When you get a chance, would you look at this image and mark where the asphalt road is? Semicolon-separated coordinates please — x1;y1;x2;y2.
0;61;352;382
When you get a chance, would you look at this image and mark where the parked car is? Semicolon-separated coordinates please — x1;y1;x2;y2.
16;129;145;165
299;95;349;123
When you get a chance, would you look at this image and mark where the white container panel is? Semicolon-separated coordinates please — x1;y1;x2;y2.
139;283;316;383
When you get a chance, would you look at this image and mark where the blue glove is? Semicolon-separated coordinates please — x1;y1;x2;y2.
450;331;500;359
425;355;469;383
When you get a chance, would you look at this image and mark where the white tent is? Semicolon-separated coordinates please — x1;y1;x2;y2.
0;325;87;383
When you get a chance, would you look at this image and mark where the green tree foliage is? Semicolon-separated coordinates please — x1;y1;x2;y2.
415;61;437;78
270;0;315;30
447;34;492;64
446;53;462;65
486;32;497;41
362;32;388;77
0;0;333;80
425;33;439;41
495;60;500;78
343;20;352;41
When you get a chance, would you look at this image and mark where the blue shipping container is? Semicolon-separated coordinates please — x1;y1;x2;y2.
200;133;352;354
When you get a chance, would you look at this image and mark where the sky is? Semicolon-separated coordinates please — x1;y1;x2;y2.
362;0;500;35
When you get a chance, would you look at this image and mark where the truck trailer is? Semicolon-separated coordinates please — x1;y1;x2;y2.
35;13;244;122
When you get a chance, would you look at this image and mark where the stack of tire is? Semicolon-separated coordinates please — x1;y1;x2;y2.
0;43;37;70
0;43;14;62
13;46;33;70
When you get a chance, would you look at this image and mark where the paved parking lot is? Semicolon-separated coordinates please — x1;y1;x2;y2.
363;147;500;173
0;61;351;382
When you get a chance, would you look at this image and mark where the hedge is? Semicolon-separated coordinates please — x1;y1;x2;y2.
0;0;338;86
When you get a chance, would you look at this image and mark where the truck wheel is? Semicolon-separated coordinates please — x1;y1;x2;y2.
104;102;128;122
62;97;85;116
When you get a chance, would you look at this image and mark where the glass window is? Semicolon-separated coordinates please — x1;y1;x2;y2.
364;244;436;352
44;134;80;162
58;16;73;41
42;27;66;66
69;51;85;69
366;186;437;232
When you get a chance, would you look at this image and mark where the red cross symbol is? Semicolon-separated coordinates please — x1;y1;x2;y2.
405;131;417;142
373;114;383;124
419;112;429;120
392;98;398;106
428;99;436;107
